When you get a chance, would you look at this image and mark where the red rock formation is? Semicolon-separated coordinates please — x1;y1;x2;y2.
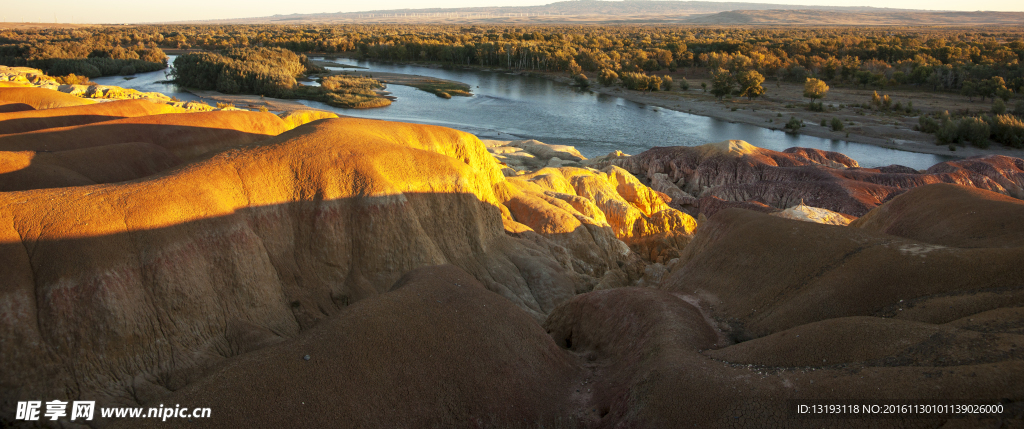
609;140;1024;216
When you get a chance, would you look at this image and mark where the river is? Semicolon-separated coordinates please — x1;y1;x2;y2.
95;56;955;170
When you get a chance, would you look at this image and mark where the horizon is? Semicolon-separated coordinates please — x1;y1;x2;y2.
3;0;1022;25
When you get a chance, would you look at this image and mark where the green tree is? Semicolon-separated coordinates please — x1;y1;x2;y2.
961;81;979;101
710;68;733;100
737;70;765;100
993;98;1007;115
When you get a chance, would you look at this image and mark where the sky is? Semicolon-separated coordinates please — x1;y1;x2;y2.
5;0;1022;24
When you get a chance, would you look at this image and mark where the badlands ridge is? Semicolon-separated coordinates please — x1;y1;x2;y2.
1;66;1023;427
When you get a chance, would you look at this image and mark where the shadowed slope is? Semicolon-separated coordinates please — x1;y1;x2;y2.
852;183;1024;248
119;265;583;429
0;143;181;191
0;87;97;109
536;185;1024;426
0;99;185;135
661;205;1024;338
0;118;639;419
0;103;32;113
544;288;1024;427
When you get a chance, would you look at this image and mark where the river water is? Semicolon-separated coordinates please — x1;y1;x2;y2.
95;56;955;170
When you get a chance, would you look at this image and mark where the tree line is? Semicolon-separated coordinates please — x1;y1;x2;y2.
0;27;167;77
122;24;1024;97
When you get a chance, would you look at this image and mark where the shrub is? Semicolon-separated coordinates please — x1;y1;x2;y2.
820;119;827;126
573;73;590;87
785;116;803;133
993;98;1007;115
661;75;673;91
320;74;384;92
990;114;1024;148
958;116;990;148
918;115;940;133
830;117;845;131
677;77;689;91
54;74;94;85
935;117;959;144
620;72;662;92
598;68;618;86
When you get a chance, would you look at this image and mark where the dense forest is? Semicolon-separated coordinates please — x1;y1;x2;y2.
4;24;1022;94
0;27;167;77
146;24;1024;94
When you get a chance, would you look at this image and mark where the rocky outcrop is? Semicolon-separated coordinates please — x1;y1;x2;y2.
772;203;854;225
56;84;173;104
485;139;586;171
602;140;1024;217
501;165;696;263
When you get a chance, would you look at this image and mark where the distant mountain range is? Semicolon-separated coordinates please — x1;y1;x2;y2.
181;0;1024;25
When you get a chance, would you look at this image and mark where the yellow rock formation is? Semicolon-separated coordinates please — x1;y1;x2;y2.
501;164;696;262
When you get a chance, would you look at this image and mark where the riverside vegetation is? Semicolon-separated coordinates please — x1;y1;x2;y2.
173;47;391;108
2;24;1023;144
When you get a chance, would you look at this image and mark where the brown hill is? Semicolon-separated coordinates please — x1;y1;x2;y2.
117;265;584;428
662;184;1024;339
199;1;1021;26
852;183;1024;248
684;9;1024;25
